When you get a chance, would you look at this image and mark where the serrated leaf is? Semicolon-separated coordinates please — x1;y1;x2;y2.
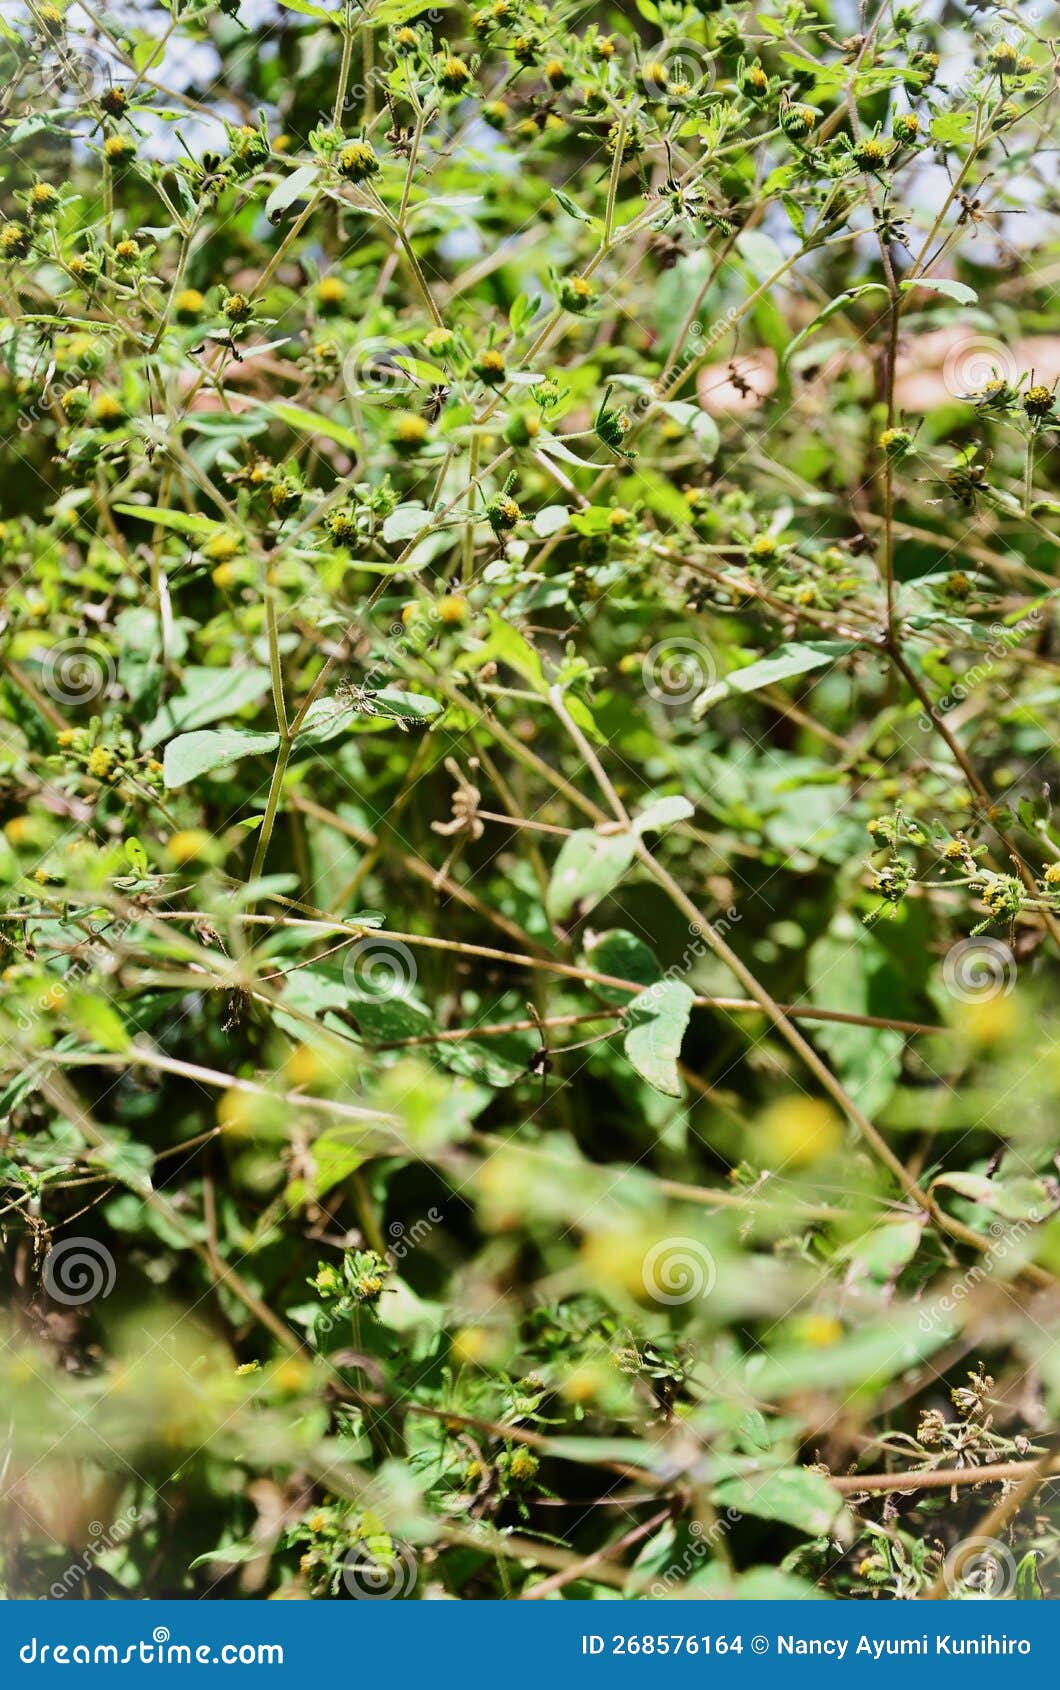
163;727;280;788
714;1466;848;1537
459;612;547;694
141;666;271;749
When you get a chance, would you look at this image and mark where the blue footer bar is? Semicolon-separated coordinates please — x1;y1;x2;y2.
2;1600;1056;1685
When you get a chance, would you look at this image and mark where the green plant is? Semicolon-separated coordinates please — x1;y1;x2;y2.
0;0;1058;1603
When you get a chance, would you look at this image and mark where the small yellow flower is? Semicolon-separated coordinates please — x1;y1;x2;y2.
394;412;428;449
86;745;114;779
0;222;31;260
217;1088;254;1136
273;1357;311;1394
336;140;379;183
316;275;345;309
437;594;468;624
90;393;125;428
756;1097;843;1167
285;1044;326;1088
797;1314;844;1348
507;1447;539;1483
438;55;473;94
165;829;210;865
451;1326;490;1365
174;287;205;321
28;182;59;215
474;348;506;385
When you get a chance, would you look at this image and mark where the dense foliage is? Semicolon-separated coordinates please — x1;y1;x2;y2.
1;0;1059;1602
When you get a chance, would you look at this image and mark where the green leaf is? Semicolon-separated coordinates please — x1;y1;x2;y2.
274;0;331;17
1016;1551;1044;1599
901;276;978;305
267;401;358;453
694;640;854;715
141;666;272;748
532;503;570;538
546;829;635;926
714;1465;848;1536
383;503;428;544
369;0;453;21
932;1172;1053;1222
189;1543;262;1572
163;727;280;788
749;1310;954;1398
782;285;888;368
124;837;149;877
306;1125;370;1197
654;401;720;462
633;795;693;835
806;920;905;1115
623;980;694;1097
683;1565;829;1600
583;930;661;1003
112;503;227;540
264;164;319;220
459;612;547;694
293;698;357;749
554;189;593;224
838;1219;923;1283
